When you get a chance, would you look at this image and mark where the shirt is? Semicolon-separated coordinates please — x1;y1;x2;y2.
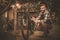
37;10;51;22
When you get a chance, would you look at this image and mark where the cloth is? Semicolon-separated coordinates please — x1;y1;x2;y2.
37;10;51;22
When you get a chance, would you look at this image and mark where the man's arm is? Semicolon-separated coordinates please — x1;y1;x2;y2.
36;12;42;20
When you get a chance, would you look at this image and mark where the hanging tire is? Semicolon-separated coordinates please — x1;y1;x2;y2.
0;0;12;15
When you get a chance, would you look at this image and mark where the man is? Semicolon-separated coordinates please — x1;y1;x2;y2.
37;4;50;23
37;3;52;37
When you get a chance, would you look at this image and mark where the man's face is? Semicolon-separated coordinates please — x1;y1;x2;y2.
40;6;46;11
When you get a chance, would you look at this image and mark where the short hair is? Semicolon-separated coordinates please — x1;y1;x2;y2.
40;3;46;7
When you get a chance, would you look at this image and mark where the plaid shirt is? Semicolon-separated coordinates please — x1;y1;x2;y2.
37;10;51;21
